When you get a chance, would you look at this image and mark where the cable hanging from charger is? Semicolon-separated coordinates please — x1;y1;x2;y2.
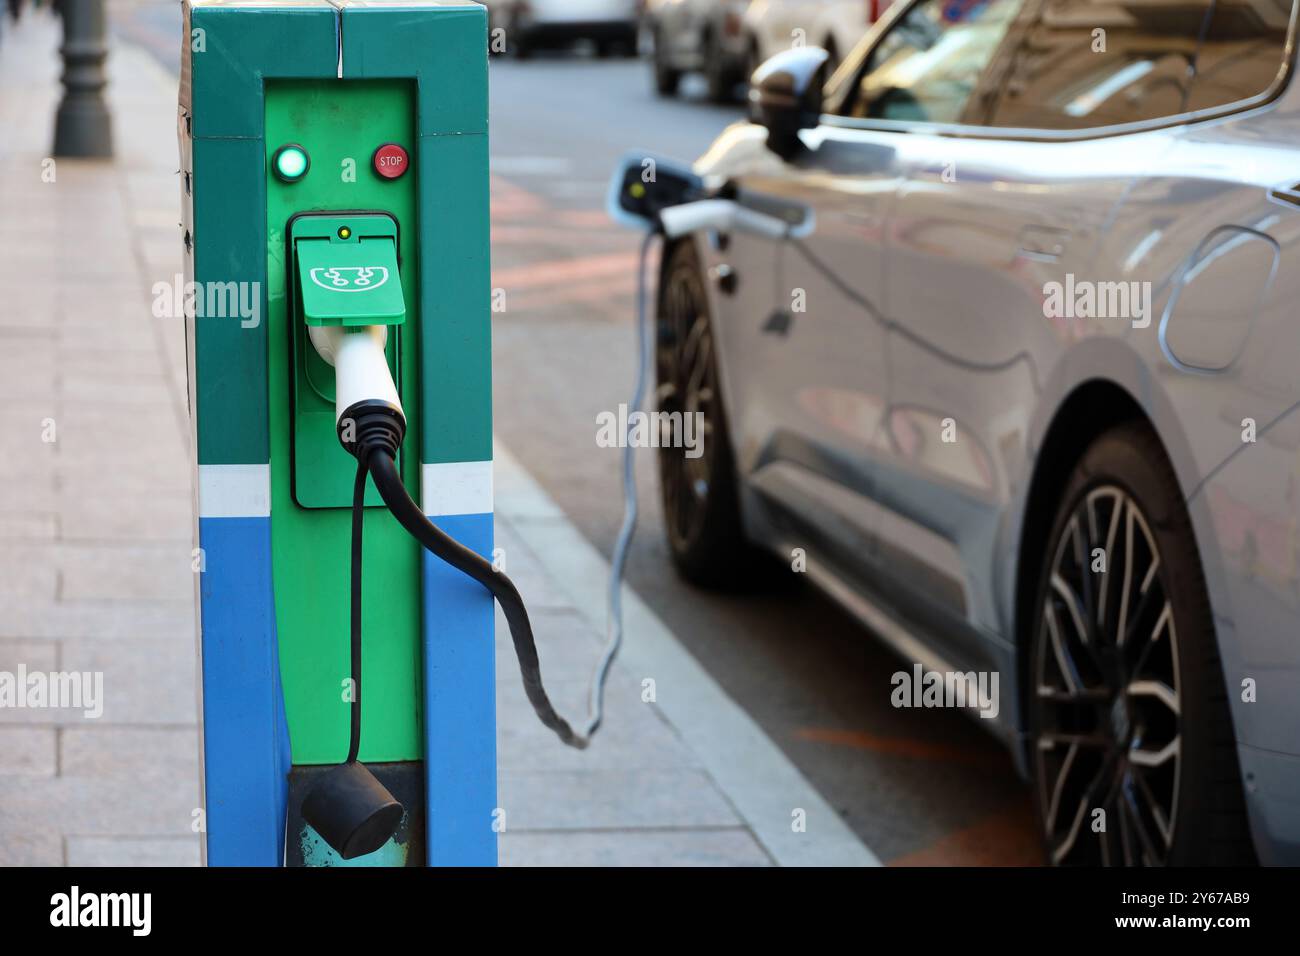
334;231;656;750
341;231;656;750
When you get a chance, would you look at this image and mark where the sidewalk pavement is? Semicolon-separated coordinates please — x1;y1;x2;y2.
0;10;875;867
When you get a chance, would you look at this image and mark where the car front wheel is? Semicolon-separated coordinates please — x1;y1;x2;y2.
1028;423;1255;865
655;241;755;588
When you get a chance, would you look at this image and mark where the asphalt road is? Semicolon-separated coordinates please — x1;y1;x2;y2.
119;4;1040;864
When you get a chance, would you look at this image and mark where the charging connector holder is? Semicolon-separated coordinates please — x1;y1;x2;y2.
288;212;405;509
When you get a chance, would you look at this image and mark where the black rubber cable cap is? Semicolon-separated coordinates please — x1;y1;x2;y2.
301;761;404;860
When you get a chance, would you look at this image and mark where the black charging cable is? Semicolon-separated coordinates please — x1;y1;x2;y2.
365;448;588;749
336;229;657;752
347;458;366;764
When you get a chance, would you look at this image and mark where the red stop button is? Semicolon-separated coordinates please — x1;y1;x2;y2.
372;143;409;180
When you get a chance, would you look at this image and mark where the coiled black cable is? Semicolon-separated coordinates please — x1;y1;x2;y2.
365;448;588;750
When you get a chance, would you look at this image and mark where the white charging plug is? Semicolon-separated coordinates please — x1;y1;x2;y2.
308;324;405;427
656;198;814;241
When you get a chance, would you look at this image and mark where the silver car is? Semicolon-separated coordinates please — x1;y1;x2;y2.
655;0;1300;864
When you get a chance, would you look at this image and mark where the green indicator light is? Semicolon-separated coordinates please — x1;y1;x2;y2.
273;144;310;182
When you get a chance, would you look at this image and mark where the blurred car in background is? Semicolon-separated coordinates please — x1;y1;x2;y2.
656;0;1300;865
744;1;889;73
646;0;756;101
485;0;640;58
647;0;887;101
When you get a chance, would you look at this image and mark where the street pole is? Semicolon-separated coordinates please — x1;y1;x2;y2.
53;0;113;157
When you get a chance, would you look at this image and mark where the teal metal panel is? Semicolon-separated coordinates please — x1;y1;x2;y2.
339;2;492;463
416;133;493;465
192;136;271;466
188;2;339;140
338;3;488;136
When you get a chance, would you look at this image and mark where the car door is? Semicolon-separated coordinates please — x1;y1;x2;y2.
703;99;903;580
847;0;1205;651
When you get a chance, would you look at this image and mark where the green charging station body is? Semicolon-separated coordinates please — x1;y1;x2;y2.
180;0;495;866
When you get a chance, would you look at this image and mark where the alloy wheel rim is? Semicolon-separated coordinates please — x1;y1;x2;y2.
1033;485;1182;866
657;266;717;551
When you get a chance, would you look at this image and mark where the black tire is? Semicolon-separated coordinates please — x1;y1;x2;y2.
1028;422;1255;866
509;19;532;59
655;241;757;588
704;30;738;103
599;29;638;59
653;29;681;96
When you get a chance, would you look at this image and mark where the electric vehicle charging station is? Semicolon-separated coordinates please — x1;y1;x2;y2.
178;0;802;866
181;0;496;867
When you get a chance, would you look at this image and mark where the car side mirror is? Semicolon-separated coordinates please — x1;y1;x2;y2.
748;47;830;160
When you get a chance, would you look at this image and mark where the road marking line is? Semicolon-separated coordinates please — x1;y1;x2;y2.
493;438;882;867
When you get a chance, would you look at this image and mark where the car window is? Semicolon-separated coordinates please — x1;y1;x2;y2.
840;0;1027;124
1185;0;1293;112
985;0;1210;130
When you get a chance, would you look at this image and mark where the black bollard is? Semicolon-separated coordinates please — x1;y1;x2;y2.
52;0;113;157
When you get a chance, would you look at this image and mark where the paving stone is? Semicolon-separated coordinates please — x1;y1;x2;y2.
498;677;701;773
0;774;198;837
56;638;196;725
0;476;58;512
0;511;58;540
494;605;605;679
0;550;58;600
0;726;57;775
67;836;201;867
0;599;195;640
0;640;59;677
498;768;742;830
58;491;191;543
0;833;62;866
499;829;771;867
491;520;579;611
57;541;195;603
61;727;199;779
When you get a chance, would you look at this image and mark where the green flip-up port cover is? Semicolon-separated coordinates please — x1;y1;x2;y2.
296;234;406;328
